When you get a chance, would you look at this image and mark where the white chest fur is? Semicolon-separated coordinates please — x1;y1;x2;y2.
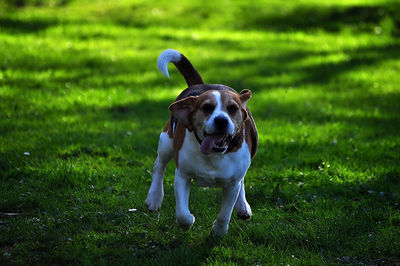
177;129;251;187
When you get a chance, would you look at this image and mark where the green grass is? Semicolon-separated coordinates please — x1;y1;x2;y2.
1;0;400;264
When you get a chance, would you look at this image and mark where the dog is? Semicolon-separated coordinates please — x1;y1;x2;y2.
145;49;258;235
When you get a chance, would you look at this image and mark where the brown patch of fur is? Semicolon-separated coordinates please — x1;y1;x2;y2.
245;115;258;159
173;122;187;167
220;91;246;132
220;90;257;158
169;96;197;131
229;126;244;153
162;118;174;138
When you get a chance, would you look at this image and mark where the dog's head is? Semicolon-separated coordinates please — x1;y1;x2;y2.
169;88;251;155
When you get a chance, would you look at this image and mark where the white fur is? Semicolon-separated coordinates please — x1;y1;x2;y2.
174;168;195;230
235;179;253;218
157;49;181;78
205;91;235;136
176;129;251;235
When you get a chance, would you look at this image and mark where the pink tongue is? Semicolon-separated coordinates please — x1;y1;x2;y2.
200;135;224;155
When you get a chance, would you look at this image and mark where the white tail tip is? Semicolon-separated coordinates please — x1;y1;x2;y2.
157;49;182;78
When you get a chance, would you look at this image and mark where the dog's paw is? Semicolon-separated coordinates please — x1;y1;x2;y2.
145;190;164;212
176;213;195;230
236;206;252;220
211;219;229;236
235;200;252;220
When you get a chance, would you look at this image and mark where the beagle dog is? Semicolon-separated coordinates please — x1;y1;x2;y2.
146;49;258;235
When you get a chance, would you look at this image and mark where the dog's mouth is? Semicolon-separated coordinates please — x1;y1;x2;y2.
200;132;230;155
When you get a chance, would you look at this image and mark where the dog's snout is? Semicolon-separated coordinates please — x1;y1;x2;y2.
214;116;228;131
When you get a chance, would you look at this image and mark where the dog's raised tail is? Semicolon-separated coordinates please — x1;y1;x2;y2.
157;49;204;86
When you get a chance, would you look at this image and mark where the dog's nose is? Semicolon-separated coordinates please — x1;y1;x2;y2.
214;116;228;132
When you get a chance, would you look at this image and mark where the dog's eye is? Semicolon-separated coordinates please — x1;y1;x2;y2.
227;104;238;115
201;103;214;113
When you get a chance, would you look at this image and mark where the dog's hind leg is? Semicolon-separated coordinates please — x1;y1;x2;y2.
234;178;252;220
146;132;173;211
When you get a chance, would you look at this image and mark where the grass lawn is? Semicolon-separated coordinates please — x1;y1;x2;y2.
1;0;400;264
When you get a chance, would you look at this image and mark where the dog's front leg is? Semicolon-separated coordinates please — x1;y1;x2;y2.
211;182;241;236
146;132;173;211
174;169;195;230
234;178;253;220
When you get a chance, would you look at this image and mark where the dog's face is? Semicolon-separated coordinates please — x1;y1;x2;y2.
169;89;251;154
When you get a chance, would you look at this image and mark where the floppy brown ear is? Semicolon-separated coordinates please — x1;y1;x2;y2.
239;90;251;121
169;96;197;131
241;107;249;121
239;89;251;105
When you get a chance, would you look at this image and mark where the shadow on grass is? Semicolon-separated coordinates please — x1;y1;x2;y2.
3;40;400;101
208;43;400;90
252;90;400;130
127;234;224;265
238;2;400;35
1;1;400;36
0;16;59;34
243;167;400;259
